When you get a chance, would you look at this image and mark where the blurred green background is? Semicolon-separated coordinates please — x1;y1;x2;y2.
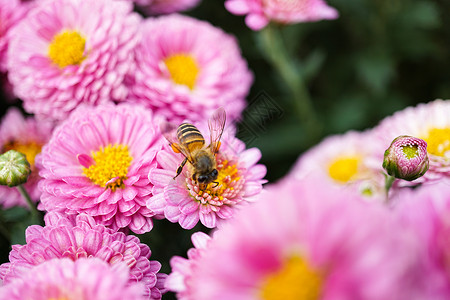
1;0;449;298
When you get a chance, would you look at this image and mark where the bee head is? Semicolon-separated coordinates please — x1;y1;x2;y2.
197;169;218;184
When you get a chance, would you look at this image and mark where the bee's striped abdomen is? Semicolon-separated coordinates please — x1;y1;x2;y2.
177;123;205;152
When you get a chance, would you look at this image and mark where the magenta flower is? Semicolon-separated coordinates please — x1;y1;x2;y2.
289;130;386;202
0;212;166;299
0;0;27;72
7;0;141;120
374;99;450;184
37;103;164;233
0;108;53;208
0;258;147;300
225;0;339;31
165;232;211;299
125;14;252;124
394;182;450;299
147;123;266;229
142;0;202;14
383;135;429;181
170;178;423;300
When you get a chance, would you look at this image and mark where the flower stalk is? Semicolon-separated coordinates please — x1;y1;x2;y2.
257;23;322;139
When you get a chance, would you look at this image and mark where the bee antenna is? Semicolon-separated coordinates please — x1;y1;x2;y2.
212;181;219;188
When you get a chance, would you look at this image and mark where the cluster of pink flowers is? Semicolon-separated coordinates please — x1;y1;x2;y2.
0;212;166;298
289;99;450;201
162;98;450;299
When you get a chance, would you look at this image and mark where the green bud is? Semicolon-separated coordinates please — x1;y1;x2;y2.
0;150;32;187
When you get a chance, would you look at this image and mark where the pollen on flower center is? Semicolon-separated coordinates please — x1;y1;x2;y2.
48;30;86;68
82;144;132;191
164;54;199;89
328;156;360;183
402;145;418;159
260;255;322;300
188;157;243;205
422;128;450;157
3;140;42;167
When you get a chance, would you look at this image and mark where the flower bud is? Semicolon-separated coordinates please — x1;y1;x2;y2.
382;135;429;181
0;150;31;187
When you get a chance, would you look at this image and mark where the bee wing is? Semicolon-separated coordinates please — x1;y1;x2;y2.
160;121;194;163
208;107;226;155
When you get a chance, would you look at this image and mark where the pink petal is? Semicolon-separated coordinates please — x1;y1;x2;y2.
165;205;181;222
199;212;216;228
225;0;251;15
179;199;200;214
77;153;94;168
179;212;200;229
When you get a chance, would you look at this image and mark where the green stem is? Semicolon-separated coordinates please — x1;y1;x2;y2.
258;23;322;139
17;185;40;223
384;174;395;202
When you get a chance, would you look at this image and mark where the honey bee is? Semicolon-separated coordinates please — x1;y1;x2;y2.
161;108;226;190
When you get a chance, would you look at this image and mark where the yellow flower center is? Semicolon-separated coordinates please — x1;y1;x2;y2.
422;128;450;157
164;54;199;89
327;156;360;183
402;145;418;159
197;159;240;201
3;140;42;167
260;255;322;300
48;30;86;68
82;144;132;191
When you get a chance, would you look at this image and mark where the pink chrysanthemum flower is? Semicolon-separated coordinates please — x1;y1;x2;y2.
0;108;53;208
7;0;141;121
37;103;164;233
171;178;423;300
394;182;450;299
147;123;266;229
165;232;211;299
142;0;202;14
374;99;450;184
0;212;167;299
0;0;27;72
289;130;386;202
225;0;339;31
125;14;253;124
0;258;147;300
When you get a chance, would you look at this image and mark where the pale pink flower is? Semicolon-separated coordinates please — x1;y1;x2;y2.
147;123;266;229
225;0;339;30
394;182;450;299
0;0;27;72
289;130;386;202
374;99;450;184
7;0;141;121
142;0;202;14
0;108;53;208
37;103;164;233
0;258;147;300
164;232;211;299
125;14;252;124
0;212;167;299
172;178;424;300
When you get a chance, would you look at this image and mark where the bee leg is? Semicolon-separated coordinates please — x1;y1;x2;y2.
173;157;188;180
212;181;219;188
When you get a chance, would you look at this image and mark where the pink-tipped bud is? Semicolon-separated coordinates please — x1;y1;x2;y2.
0;150;31;187
382;135;429;181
